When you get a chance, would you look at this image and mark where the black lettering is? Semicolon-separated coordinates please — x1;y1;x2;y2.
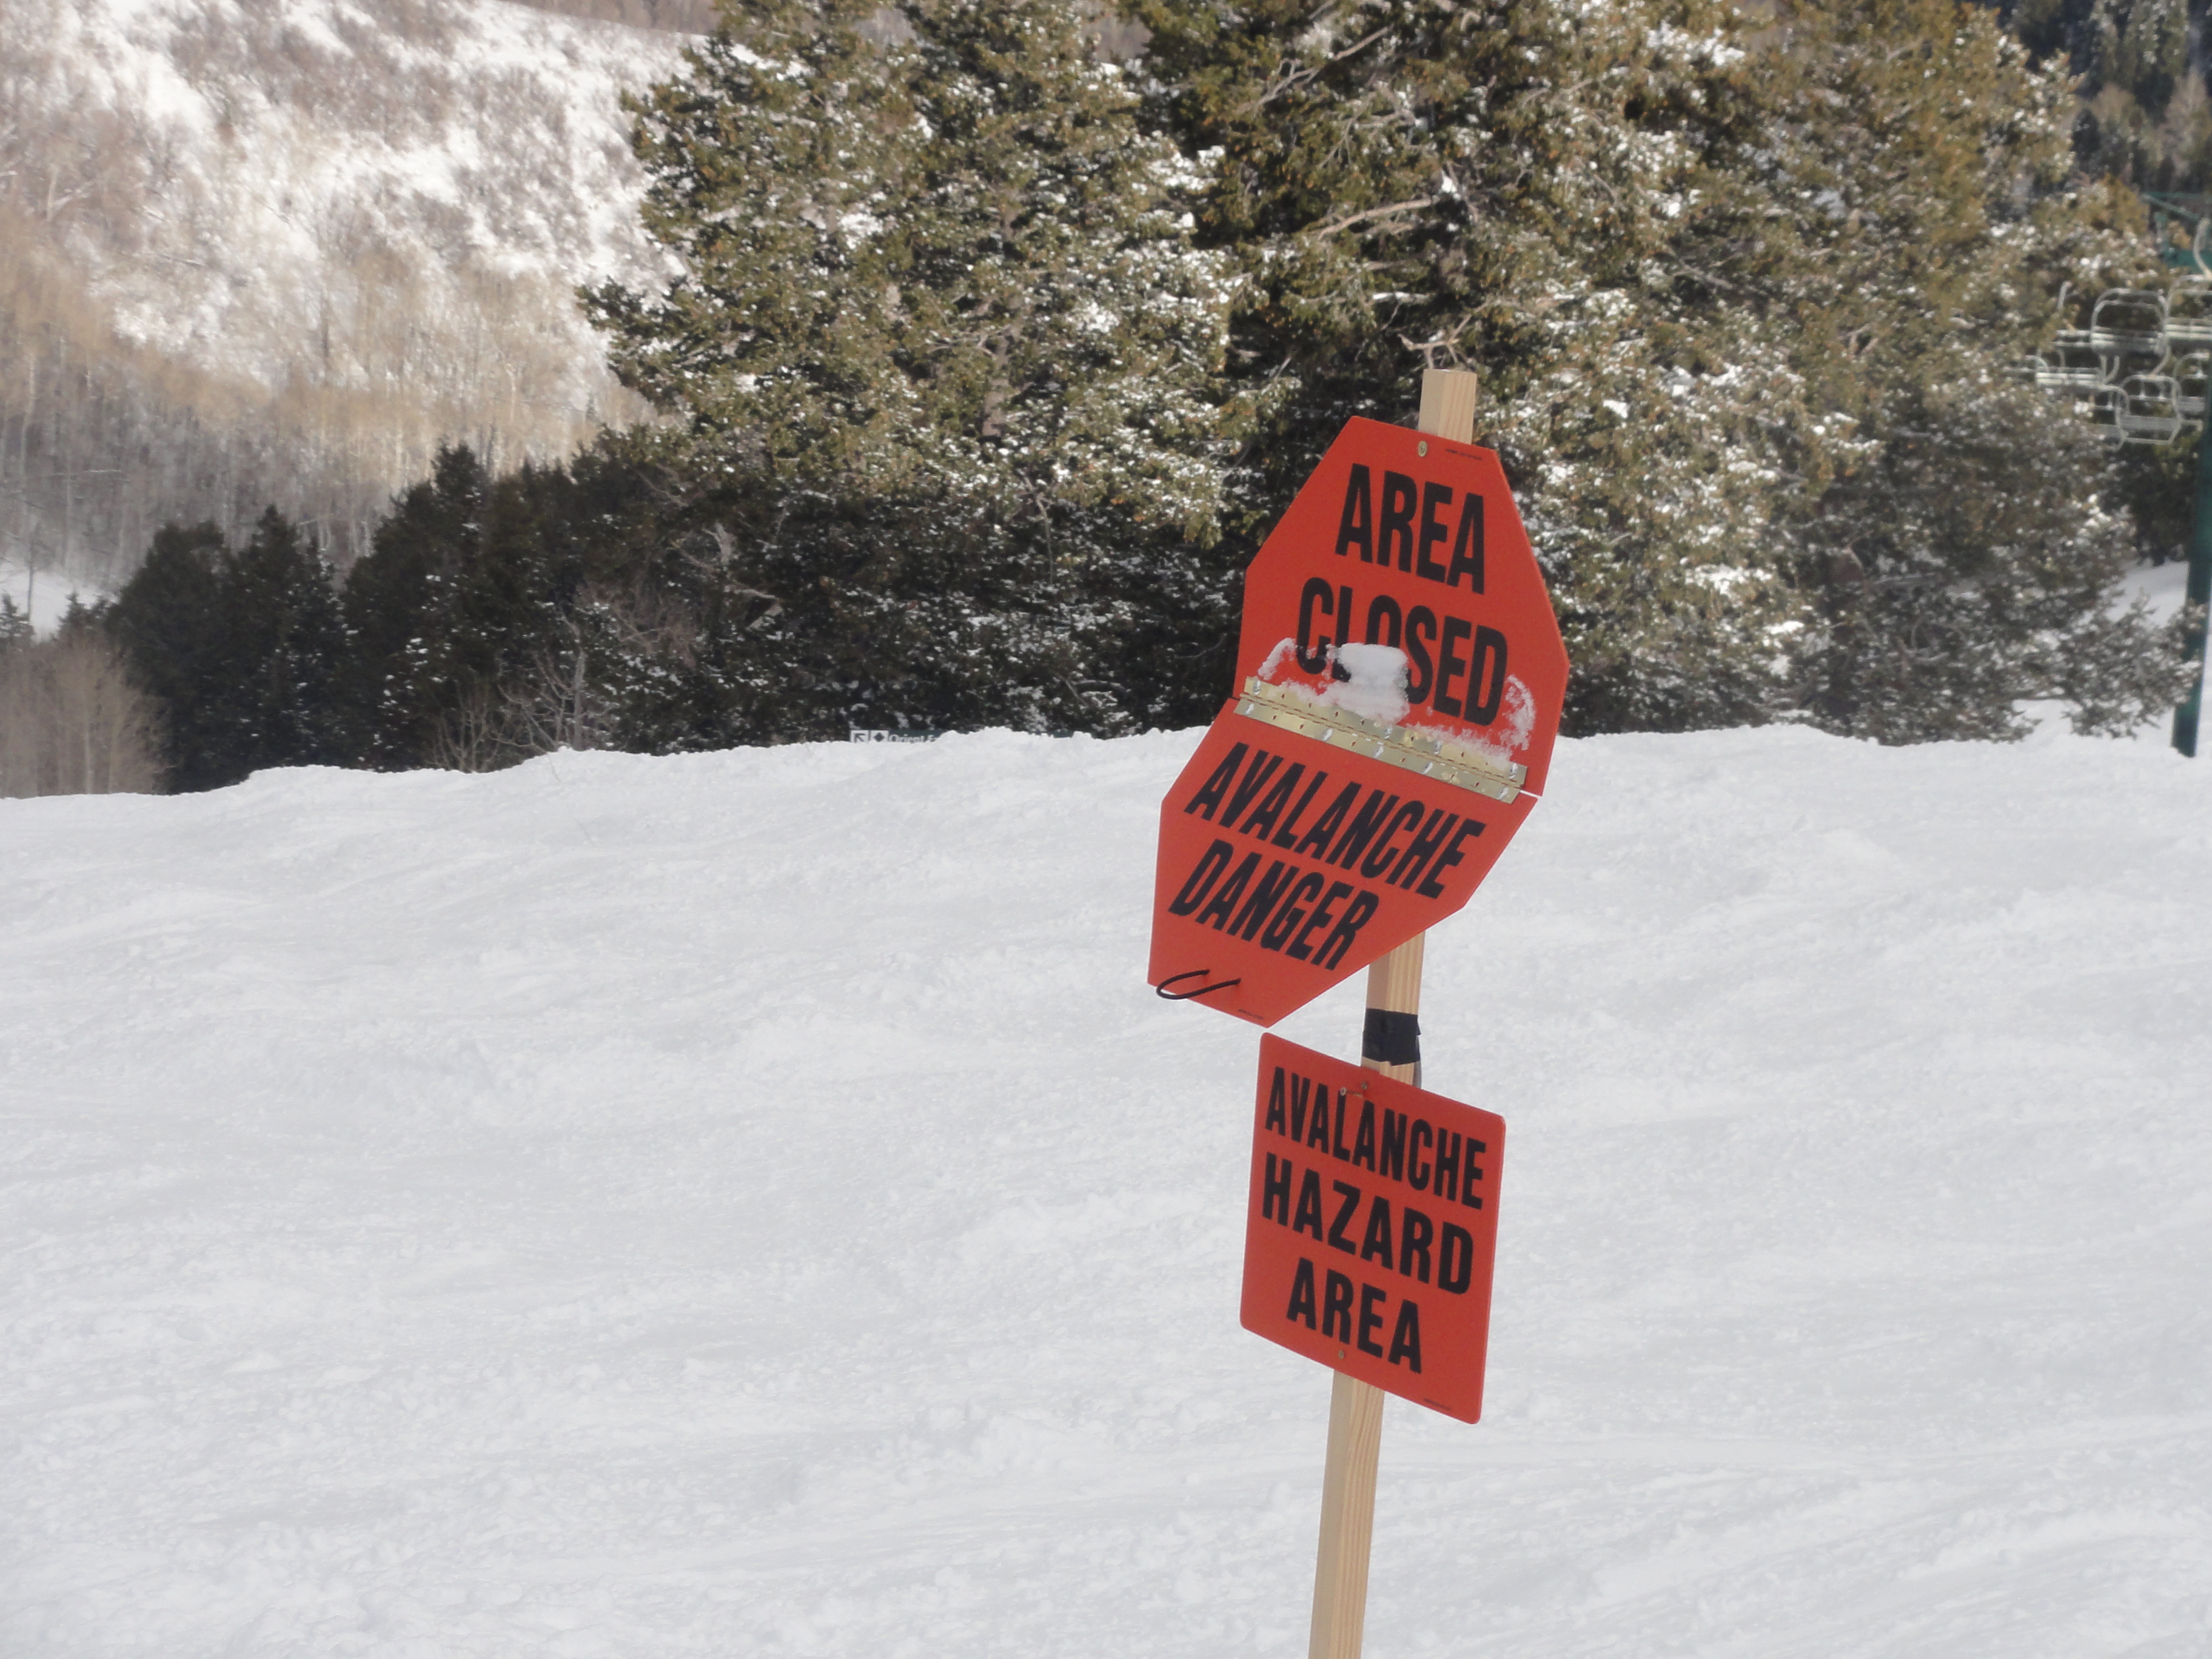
1467;626;1507;725
1379;1110;1407;1182
1408;1121;1433;1191
1358;1196;1394;1270
1293;1168;1325;1238
1326;1179;1362;1253
1433;617;1472;717
1270;770;1331;849
1296;577;1335;674
1231;859;1299;940
1433;1130;1462;1202
1322;1270;1355;1341
1447;493;1484;592
1223;750;1284;828
1335;466;1373;562
1292;782;1359;860
1399;1206;1434;1284
1261;871;1326;951
1287;1258;1317;1327
1357;1282;1387;1356
1239;763;1305;842
1417;818;1486;898
1404;606;1436;703
1289;880;1352;961
1330;1089;1350;1161
1351;1098;1377;1171
1359;800;1427;880
1327;788;1401;870
1262;1153;1293;1224
1390;808;1459;890
1287;1074;1313;1142
1312;890;1378;970
1304;1098;1330;1153
1195;851;1261;931
1463;1139;1486;1210
1380;472;1417;571
1264;1068;1287;1136
1416;481;1452;581
1182;744;1245;820
1167;840;1233;916
1364;594;1402;648
1438;1224;1474;1294
1388;1298;1423;1370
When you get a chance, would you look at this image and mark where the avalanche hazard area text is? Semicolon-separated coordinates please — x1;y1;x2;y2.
4;726;2210;1657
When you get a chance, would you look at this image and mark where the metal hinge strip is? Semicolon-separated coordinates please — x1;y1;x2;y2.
1232;677;1526;804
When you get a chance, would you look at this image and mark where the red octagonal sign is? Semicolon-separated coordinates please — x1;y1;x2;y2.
1148;418;1568;1026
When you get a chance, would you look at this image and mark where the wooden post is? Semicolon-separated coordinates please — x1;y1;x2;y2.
1416;370;1481;455
1305;367;1477;1659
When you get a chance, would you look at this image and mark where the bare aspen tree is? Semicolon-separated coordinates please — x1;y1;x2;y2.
0;629;161;797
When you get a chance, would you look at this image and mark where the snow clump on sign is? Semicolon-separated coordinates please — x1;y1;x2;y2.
1324;643;1412;726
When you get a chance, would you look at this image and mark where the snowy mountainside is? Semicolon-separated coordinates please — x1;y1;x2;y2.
1;0;684;591
10;0;680;400
2;725;2210;1655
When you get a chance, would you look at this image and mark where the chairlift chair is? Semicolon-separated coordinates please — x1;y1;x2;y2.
2031;344;2108;398
2032;279;2204;440
2167;282;2212;350
2114;374;2188;443
2089;289;2171;366
2087;384;2125;440
2175;352;2211;420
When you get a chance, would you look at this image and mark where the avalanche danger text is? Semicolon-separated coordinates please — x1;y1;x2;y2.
1241;1035;1504;1421
1166;738;1493;971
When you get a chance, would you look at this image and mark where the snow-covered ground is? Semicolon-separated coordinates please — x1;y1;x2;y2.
2119;555;2197;625
4;723;2210;1657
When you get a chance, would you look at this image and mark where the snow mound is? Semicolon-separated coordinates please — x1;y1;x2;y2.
3;725;2210;1655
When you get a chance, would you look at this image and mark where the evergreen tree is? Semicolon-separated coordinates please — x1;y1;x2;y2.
0;595;33;654
107;521;230;790
583;0;1236;737
341;446;490;768
1131;0;2187;739
1765;0;2187;738
1997;0;2212;573
343;446;649;768
215;508;349;771
2002;0;2211;192
1131;0;1816;732
108;512;347;789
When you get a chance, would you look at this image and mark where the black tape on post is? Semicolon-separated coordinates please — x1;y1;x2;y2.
1361;1008;1421;1067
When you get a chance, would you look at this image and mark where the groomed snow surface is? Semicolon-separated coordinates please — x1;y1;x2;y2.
5;723;2210;1657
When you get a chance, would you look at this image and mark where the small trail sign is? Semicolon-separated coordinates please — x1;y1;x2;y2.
1242;1034;1504;1423
1149;416;1567;1026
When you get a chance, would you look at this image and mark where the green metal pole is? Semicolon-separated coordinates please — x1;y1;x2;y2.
2177;424;2212;757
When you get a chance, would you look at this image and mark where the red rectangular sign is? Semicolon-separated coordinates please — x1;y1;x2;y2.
1241;1034;1504;1421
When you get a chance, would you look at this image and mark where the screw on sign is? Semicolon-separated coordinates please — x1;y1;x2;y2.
1148;390;1568;1027
1145;370;1565;1659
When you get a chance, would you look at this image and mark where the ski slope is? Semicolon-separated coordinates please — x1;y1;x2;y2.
4;724;2210;1657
